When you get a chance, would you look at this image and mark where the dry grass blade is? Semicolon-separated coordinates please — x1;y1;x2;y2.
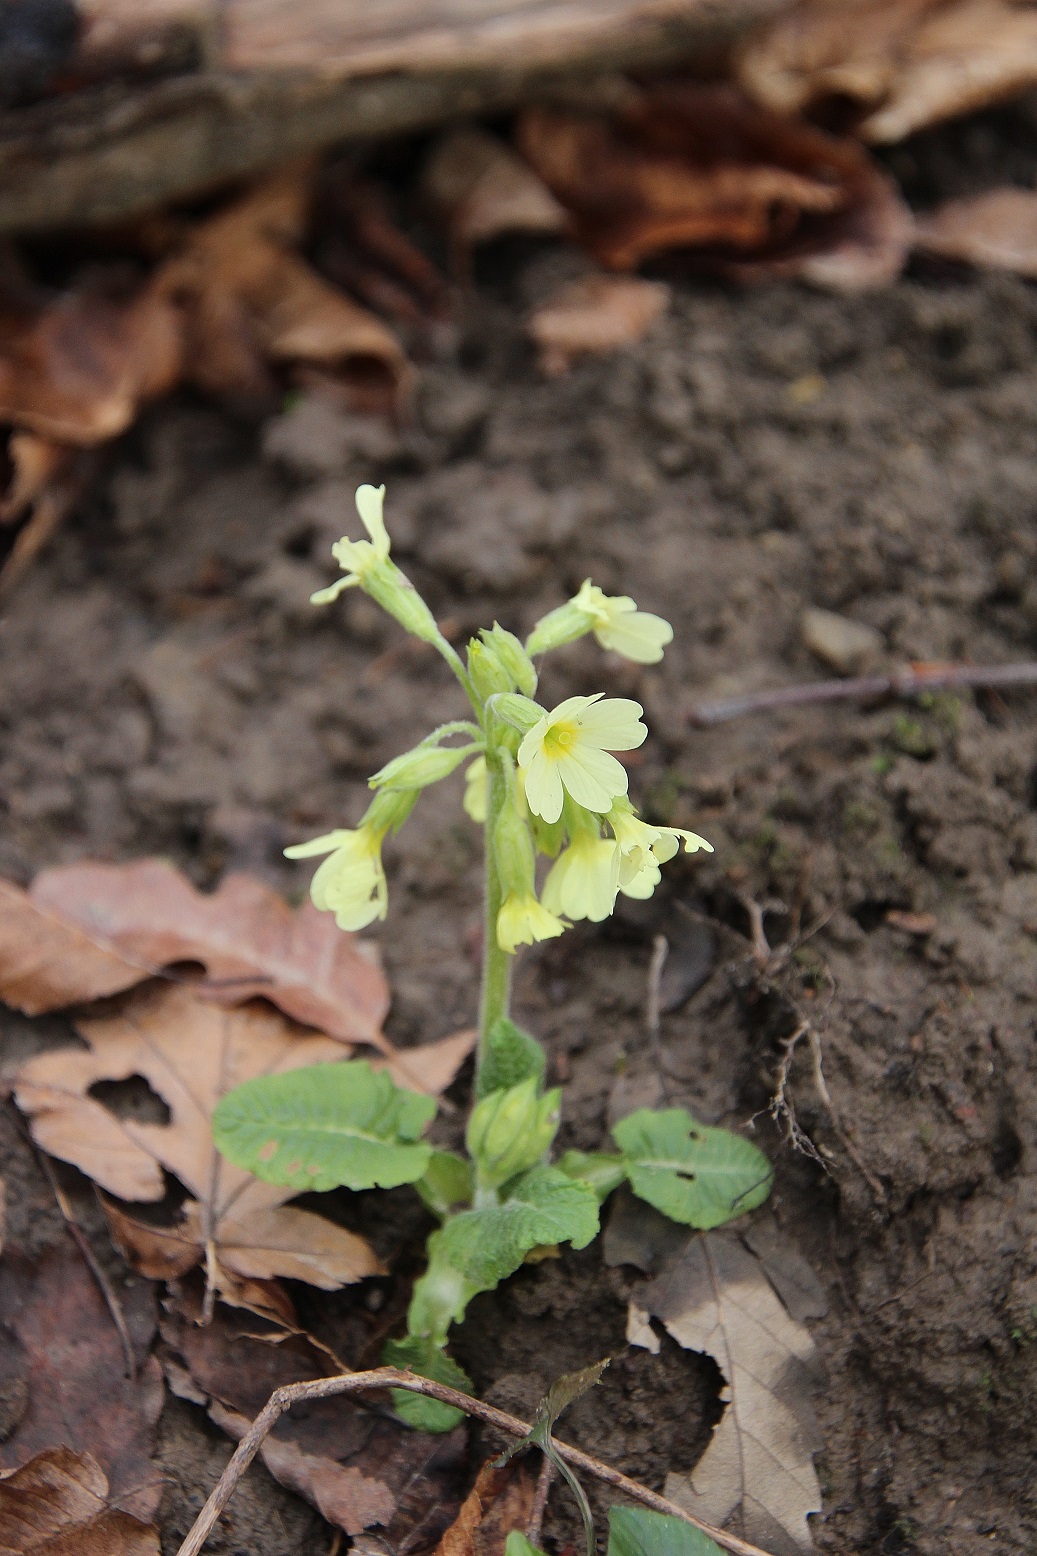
914;187;1037;276
527;274;669;374
0;1446;160;1555
13;983;385;1298
630;1230;825;1555
738;0;1037;144
29;857;391;1048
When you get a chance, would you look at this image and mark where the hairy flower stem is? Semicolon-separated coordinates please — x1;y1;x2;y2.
477;756;511;1085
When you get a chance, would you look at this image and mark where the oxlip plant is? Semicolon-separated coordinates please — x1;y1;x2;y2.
213;484;773;1432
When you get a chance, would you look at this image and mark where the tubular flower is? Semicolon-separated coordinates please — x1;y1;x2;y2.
517;694;647;825
497;892;567;954
608;799;713;901
310;484;390;605
572;580;673;665
284;826;388;931
542;827;621;923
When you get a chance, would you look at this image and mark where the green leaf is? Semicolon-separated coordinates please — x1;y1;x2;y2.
607;1506;723;1556
383;1335;472;1433
477;1018;547;1099
613;1109;772;1229
557;1149;627;1202
437;1167;600;1290
506;1534;548;1556
212;1059;436;1193
416;1150;474;1219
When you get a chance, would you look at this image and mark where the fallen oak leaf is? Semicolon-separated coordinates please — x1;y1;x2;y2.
434;1459;537;1556
629;1230;825;1556
515;86;911;290
161;1285;469;1542
0;1242;164;1520
913;187;1037;276
0;1446;160;1556
13;982;385;1297
0;876;150;1015
29;857;391;1050
528;274;669;375
737;0;1037;144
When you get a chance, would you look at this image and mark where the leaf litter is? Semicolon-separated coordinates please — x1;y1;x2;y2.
0;1240;164;1521
628;1230;825;1556
0;1446;160;1556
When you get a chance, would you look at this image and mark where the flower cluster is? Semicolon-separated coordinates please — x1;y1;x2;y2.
285;485;712;948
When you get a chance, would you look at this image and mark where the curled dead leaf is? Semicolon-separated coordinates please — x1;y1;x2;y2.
423;127;569;257
738;0;1037;144
0;1243;164;1520
913;186;1037;276
157;167;410;412
528;273;669;374
434;1459;537;1556
28;857;391;1049
0;1446;160;1556
516;85;911;290
630;1229;825;1556
14;982;385;1295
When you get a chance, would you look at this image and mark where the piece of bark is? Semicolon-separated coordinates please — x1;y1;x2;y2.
0;0;782;235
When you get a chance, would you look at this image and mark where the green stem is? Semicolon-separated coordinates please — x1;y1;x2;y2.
477;756;512;1085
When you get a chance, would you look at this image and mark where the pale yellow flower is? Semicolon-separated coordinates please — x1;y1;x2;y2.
518;694;647;825
542;831;621;922
572;580;673;665
608;799;712;901
310;485;389;605
285;827;387;930
497;892;567;953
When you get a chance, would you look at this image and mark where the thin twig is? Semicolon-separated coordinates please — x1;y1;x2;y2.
526;1456;556;1546
174;1368;775;1556
687;661;1037;727
9;1107;137;1378
807;1029;886;1205
646;933;671;1105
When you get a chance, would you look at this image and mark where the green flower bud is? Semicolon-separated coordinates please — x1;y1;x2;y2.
480;625;538;698
524;600;593;658
488;694;544;733
468;639;514;702
492;791;536;898
370;742;476;792
466;1076;561;1188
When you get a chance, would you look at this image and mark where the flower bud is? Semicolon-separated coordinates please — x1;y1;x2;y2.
480;625;538;698
468;639;514;702
524;600;593;658
487;694;544;733
466;1076;561;1188
371;742;474;792
492;792;536;898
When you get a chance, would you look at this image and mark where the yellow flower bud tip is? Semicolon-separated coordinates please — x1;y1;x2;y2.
497;892;568;954
573;579;673;665
542;833;621;923
463;755;489;824
286;825;388;931
517;694;647;825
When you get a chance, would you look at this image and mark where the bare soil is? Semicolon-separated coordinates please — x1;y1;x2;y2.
3;106;1037;1556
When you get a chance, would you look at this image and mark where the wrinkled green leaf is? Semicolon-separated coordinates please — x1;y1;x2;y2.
416;1150;474;1219
557;1149;627;1202
383;1334;472;1433
506;1534;548;1556
212;1059;435;1192
608;1506;723;1556
477;1018;547;1099
438;1167;600;1289
613;1109;772;1229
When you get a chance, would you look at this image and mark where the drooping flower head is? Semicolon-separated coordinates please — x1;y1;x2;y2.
518;694;647;825
310;484;390;605
608;797;713;901
541;803;621;922
497;892;567;954
284;826;388;931
571;580;673;664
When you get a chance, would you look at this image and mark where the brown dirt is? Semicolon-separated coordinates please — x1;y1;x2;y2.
3;104;1037;1556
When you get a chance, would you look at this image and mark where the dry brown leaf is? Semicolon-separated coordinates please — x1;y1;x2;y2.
157;168;410;411
422;127;569;255
0;284;181;446
913;187;1037;276
0;1243;164;1520
29;857;390;1049
515;85;911;289
738;0;1037;144
527;273;669;374
630;1229;825;1556
0;434;71;525
0;877;149;1015
14;982;384;1296
0;1446;160;1556
162;1286;469;1541
435;1459;537;1556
